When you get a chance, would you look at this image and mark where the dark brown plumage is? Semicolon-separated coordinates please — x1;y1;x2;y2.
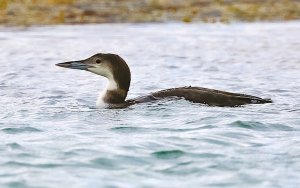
151;86;272;107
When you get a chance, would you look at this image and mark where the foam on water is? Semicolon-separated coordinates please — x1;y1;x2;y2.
0;22;300;188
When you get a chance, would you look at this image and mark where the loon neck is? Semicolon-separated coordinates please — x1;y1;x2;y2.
97;76;129;107
103;88;128;103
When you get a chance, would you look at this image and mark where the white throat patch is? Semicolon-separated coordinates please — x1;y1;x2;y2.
96;78;118;108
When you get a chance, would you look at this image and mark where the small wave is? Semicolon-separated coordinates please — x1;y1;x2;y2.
151;150;185;159
6;143;23;150
229;121;294;131
193;152;225;158
3;161;63;168
199;137;232;146
157;161;197;175
89;157;118;169
3;161;32;167
5;181;30;188
110;126;150;133
1;127;43;134
156;125;215;132
111;125;215;134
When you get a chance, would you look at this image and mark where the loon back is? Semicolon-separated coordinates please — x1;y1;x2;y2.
56;53;272;108
148;86;271;107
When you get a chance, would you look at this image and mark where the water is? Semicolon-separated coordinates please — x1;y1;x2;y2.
0;22;299;188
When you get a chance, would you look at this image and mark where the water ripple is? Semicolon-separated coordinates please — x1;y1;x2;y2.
0;22;299;187
229;121;295;131
1;127;43;134
6;143;23;150
89;157;118;169
3;161;63;168
151;150;185;159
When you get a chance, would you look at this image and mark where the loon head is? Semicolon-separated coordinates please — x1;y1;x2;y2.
56;53;131;106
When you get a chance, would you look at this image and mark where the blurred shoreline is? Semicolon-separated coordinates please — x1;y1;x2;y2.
0;0;300;26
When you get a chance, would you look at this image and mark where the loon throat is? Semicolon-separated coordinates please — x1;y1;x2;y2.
56;53;272;108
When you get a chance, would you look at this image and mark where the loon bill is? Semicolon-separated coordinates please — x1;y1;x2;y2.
56;53;272;108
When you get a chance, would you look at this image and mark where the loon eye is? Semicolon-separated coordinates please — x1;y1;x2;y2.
96;59;102;64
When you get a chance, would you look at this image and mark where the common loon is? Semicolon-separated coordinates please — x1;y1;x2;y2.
56;53;272;108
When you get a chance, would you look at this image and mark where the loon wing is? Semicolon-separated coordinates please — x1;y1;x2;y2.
128;86;272;107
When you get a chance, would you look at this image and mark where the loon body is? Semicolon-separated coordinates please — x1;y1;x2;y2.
56;53;272;108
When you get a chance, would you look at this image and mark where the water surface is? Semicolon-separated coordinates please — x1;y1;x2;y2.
0;22;300;188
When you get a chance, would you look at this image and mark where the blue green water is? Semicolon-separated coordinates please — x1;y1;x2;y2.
0;22;300;188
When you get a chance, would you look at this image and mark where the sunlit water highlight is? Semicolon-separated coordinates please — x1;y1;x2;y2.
0;22;300;188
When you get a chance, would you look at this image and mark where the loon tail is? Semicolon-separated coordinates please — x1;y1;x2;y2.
251;98;272;104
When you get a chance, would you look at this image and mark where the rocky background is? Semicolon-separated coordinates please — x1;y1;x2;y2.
0;0;300;26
